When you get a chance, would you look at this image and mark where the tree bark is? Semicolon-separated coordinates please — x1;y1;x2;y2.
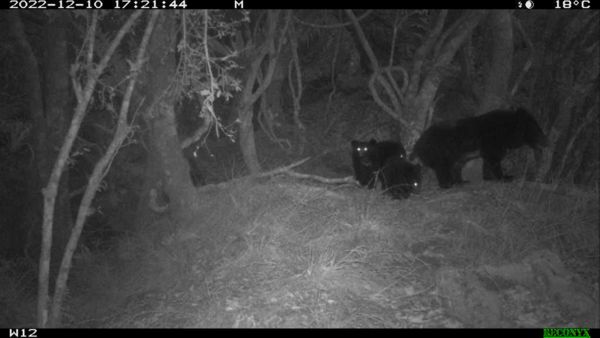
36;11;143;327
239;105;262;173
236;10;290;174
42;12;74;277
347;10;484;145
144;12;201;224
405;11;485;142
479;11;513;113
6;12;48;258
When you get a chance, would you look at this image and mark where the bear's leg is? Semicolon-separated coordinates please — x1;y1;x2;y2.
353;163;372;187
187;155;206;186
367;171;378;189
451;161;468;185
481;145;509;180
433;162;454;189
482;156;505;180
190;170;206;186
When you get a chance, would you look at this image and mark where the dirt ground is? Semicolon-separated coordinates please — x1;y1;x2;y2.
49;176;598;328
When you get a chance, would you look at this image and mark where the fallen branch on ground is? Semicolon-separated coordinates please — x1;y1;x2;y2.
197;157;357;192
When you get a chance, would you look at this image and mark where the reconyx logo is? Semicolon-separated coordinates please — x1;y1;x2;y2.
544;328;591;338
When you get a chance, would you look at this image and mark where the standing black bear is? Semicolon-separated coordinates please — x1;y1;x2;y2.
410;108;548;189
351;139;406;188
380;157;422;199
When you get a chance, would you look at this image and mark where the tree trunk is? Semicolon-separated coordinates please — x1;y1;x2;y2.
151;103;201;220
347;10;484;144
7;12;73;321
42;12;73;275
7;13;47;258
34;11;143;326
265;48;290;119
238;105;262;174
404;11;485;143
144;12;201;225
479;11;513;113
235;11;290;174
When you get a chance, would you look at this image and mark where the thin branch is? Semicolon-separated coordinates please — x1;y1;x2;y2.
510;16;534;97
288;18;304;132
293;10;372;29
179;115;211;149
248;11;291;105
408;10;447;97
325;29;342;117
198;157;355;193
197;157;309;190
86;12;98;67
433;11;467;59
388;11;408;67
384;65;408;100
202;10;217;136
40;11;144;327
346;10;380;73
435;11;485;66
283;171;356;184
257;157;310;177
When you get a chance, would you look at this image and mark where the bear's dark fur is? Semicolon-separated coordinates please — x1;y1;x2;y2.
380;157;422;199
183;143;208;187
351;139;406;188
410;108;548;189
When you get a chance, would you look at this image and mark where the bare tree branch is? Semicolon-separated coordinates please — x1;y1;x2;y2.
50;11;158;327
179;114;211;149
197;157;355;192
510;16;534;97
293;10;372;29
346;10;379;73
408;10;447;97
37;11;143;327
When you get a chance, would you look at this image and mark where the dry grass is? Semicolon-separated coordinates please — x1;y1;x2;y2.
0;258;37;326
2;176;597;327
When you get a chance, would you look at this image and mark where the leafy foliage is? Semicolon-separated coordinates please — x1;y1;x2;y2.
174;10;248;139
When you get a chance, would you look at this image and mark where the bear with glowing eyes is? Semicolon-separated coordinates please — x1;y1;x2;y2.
351;139;421;199
351;139;406;189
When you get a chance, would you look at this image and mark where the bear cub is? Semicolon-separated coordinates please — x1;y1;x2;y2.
351;139;406;188
351;139;420;199
380;156;422;199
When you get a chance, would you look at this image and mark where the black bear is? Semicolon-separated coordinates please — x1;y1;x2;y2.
380;157;422;199
183;143;213;187
351;139;407;188
410;108;548;189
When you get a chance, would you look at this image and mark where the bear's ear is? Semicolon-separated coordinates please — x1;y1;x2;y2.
351;140;359;148
368;139;377;145
409;153;423;166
